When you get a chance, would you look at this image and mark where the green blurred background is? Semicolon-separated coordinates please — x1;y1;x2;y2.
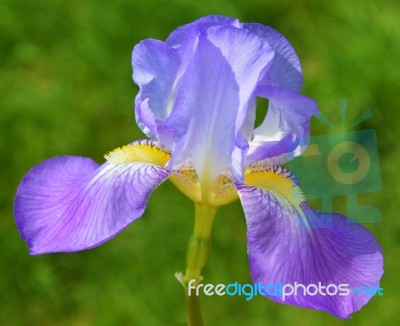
1;0;399;325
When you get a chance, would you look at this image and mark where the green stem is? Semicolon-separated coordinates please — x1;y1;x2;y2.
183;203;218;326
185;203;217;282
186;291;203;326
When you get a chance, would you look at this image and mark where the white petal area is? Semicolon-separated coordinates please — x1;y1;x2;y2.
246;85;318;164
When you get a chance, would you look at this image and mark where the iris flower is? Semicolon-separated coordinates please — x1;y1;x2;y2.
15;15;382;319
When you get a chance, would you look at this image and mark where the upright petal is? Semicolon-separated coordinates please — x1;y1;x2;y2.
14;142;170;254
246;85;318;164
132;15;317;179
166;26;274;183
165;15;239;48
243;23;303;90
164;33;238;183
206;25;275;143
236;166;383;318
132;39;181;146
133;16;239;146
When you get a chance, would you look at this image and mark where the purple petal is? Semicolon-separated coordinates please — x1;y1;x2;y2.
132;15;317;178
235;170;383;318
166;26;274;181
132;39;181;145
135;99;158;139
206;25;275;136
206;25;275;178
164;33;238;180
243;23;303;90
133;16;239;145
14;155;169;254
246;85;318;164
165;15;239;48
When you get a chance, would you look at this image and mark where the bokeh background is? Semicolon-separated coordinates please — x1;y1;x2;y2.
1;0;399;325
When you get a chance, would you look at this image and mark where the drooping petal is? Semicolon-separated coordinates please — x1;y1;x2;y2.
166;26;274;182
14;143;170;254
246;85;318;164
236;166;383;318
243;23;303;90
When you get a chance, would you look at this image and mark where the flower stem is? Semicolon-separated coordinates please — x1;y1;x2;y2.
182;203;218;326
185;203;217;282
186;291;203;326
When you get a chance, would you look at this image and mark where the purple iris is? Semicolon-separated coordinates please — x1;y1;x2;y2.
14;15;382;318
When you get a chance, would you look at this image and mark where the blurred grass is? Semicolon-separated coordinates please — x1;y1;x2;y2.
1;0;399;325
